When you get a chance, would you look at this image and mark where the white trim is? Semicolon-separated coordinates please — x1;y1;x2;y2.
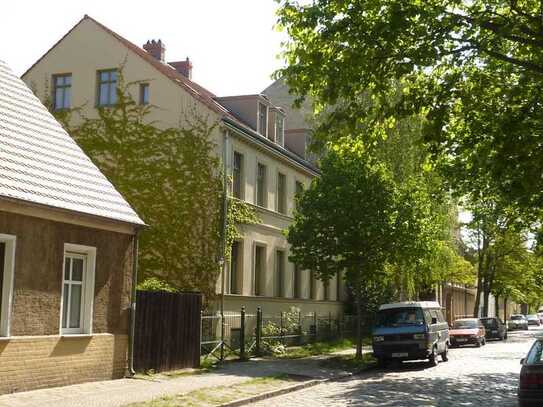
0;234;16;337
60;243;96;335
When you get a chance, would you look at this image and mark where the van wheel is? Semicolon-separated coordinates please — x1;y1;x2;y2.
376;358;388;368
429;346;438;367
441;344;449;362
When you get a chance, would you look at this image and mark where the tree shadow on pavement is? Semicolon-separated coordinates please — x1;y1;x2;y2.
326;372;518;406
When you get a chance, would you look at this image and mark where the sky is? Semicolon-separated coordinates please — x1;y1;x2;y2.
1;0;287;96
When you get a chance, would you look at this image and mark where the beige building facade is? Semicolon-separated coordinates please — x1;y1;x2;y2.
23;15;344;317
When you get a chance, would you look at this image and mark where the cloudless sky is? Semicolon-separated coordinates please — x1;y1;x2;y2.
2;1;287;96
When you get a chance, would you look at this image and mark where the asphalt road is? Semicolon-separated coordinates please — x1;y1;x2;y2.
253;326;543;406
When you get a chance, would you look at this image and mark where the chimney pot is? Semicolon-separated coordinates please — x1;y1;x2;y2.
168;57;193;80
143;39;166;62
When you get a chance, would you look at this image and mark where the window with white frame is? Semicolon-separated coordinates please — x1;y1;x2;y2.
61;244;96;335
0;234;16;337
275;116;284;146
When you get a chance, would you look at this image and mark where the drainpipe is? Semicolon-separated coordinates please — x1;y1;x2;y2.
128;229;140;376
219;130;230;361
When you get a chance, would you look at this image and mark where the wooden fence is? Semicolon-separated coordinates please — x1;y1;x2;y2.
134;290;202;372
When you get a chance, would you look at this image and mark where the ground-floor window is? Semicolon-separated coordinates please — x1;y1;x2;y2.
294;265;301;299
309;270;316;300
0;234;16;337
254;245;266;296
275;250;285;297
61;244;96;335
229;241;241;295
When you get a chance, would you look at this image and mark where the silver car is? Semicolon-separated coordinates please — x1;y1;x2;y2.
508;314;529;331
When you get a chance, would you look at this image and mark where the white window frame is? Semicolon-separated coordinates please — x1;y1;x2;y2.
275;116;285;147
0;234;16;337
59;243;96;335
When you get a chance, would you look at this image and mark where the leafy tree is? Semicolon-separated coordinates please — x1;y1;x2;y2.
275;0;543;216
51;75;258;300
288;141;454;357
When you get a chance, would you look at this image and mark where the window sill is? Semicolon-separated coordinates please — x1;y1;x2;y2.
60;334;94;339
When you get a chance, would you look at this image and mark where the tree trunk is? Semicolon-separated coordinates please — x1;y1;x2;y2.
355;287;363;360
495;294;499;319
473;273;482;317
504;297;508;321
482;282;490;318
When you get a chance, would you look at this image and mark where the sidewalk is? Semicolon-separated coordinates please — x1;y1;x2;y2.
0;348;370;407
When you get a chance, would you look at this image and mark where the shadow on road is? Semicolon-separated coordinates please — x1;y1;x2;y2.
331;371;518;406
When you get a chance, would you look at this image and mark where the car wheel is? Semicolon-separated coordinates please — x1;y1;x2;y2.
504;333;508;340
476;339;481;348
482;338;486;346
376;358;388;369
429;346;438;367
441;344;449;362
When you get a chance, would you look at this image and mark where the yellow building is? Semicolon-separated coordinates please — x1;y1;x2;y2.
23;15;344;317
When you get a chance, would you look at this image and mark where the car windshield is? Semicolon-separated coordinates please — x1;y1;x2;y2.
453;320;478;329
511;315;525;320
528;315;538;319
526;341;543;365
481;319;497;328
376;307;425;327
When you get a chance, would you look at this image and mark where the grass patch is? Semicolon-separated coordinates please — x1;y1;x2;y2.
274;338;359;359
127;374;297;407
319;352;376;372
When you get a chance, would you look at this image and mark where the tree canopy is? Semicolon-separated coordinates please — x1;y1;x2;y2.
276;0;543;216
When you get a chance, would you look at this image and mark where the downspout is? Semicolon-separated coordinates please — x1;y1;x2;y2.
128;228;140;376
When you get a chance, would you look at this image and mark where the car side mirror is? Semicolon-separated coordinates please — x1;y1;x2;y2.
431;317;437;325
520;358;525;365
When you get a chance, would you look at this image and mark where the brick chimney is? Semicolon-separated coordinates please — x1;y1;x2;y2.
169;57;193;80
143;39;165;62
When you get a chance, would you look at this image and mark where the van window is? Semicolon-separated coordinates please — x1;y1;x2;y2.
377;307;424;327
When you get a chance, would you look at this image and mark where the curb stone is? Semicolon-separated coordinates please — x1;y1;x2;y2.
218;364;375;407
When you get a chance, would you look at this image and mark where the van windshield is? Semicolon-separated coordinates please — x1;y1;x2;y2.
377;307;425;327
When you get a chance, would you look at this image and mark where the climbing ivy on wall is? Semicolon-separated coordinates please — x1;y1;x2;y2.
44;74;258;300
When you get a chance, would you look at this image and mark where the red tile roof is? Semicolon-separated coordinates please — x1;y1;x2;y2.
22;15;319;175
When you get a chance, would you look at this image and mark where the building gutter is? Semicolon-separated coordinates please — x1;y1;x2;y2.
127;228;140;376
222;118;320;177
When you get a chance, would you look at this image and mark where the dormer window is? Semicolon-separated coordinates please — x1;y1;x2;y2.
275;116;284;146
258;103;268;137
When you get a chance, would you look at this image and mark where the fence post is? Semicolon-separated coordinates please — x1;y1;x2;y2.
256;307;262;356
328;312;332;339
240;306;246;360
313;311;318;342
280;311;285;346
298;311;303;345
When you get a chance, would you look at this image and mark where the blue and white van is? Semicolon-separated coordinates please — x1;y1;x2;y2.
372;301;449;367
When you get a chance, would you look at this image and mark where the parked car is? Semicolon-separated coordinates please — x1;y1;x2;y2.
480;317;507;341
518;339;543;406
527;315;541;326
509;314;530;331
372;301;449;367
449;318;486;347
537;313;543;324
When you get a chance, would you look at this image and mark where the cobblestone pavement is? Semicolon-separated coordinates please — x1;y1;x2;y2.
253;327;543;407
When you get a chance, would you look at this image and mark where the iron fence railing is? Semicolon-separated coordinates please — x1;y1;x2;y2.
201;307;362;361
